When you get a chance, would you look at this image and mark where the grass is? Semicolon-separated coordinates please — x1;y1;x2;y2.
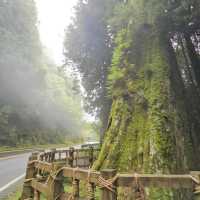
0;140;80;153
7;188;47;200
7;184;101;200
7;187;22;200
63;179;101;200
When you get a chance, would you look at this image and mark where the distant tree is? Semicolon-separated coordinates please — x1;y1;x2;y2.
64;0;116;137
0;0;84;146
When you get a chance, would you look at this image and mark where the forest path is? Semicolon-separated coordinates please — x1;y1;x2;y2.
0;153;30;199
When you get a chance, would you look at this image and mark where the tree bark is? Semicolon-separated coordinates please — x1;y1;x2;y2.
94;28;199;199
184;33;200;87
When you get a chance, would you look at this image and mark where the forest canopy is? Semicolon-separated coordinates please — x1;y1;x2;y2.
0;0;84;146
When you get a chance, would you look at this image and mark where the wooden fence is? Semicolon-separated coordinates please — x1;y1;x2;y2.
21;147;200;200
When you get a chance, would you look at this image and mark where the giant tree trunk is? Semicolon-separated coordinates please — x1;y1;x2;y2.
94;28;200;199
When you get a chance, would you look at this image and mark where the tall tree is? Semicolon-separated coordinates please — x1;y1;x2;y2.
64;0;115;136
92;0;200;199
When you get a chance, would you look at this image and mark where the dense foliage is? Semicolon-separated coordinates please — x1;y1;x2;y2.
65;0;200;199
0;0;83;146
64;0;117;135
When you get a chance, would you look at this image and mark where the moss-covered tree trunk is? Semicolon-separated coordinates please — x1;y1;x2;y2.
94;26;199;199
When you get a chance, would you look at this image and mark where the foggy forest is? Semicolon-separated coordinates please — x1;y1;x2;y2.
0;0;200;200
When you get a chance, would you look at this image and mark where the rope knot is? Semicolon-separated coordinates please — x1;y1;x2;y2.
97;175;117;193
133;173;146;200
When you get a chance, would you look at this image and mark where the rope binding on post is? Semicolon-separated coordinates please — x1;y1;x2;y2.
87;169;95;199
97;174;118;193
133;173;146;200
67;167;79;200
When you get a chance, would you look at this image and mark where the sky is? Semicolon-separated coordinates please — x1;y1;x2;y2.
35;0;95;122
35;0;78;65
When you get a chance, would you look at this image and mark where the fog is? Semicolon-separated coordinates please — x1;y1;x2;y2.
0;49;81;134
0;0;83;142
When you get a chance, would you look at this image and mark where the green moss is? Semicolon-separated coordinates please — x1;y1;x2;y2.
94;23;194;199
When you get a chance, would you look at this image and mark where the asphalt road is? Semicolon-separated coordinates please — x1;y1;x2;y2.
0;153;30;199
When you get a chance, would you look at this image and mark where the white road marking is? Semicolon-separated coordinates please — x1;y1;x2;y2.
0;173;25;193
0;154;27;161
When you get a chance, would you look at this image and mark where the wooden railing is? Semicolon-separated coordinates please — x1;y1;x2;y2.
21;147;200;200
38;146;98;168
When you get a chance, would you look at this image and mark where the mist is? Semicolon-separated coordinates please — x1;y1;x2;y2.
0;0;83;145
0;51;81;132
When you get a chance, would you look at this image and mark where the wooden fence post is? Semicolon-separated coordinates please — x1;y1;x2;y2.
89;146;94;168
68;147;74;167
48;169;64;200
72;179;80;199
88;182;95;200
65;151;68;163
50;148;56;162
74;150;78;167
39;153;43;161
48;152;51;162
59;151;62;161
21;152;38;200
34;189;40;200
45;154;48;162
191;171;200;200
100;169;117;200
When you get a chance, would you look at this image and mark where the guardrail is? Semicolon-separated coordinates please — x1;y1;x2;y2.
39;146;98;167
21;147;200;200
0;149;36;158
21;146;99;199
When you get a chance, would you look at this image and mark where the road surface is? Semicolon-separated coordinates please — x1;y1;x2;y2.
0;153;30;199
